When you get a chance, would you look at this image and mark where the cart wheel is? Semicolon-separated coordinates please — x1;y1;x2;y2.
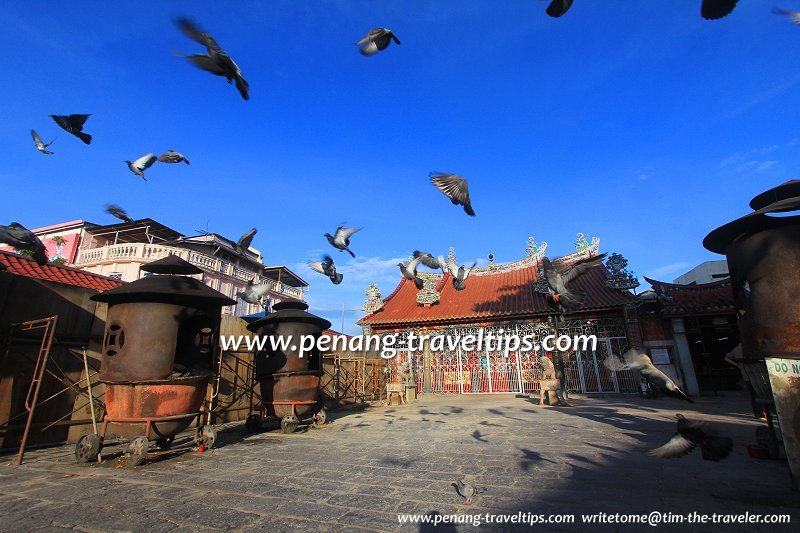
201;426;218;449
74;434;101;464
313;408;327;427
245;414;262;433
155;436;174;450
281;415;299;434
124;437;149;467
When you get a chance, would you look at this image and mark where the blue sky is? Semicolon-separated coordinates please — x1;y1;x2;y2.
3;1;799;333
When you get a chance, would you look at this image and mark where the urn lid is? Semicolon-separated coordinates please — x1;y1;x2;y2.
91;256;235;307
703;183;800;254
247;299;331;332
141;254;203;275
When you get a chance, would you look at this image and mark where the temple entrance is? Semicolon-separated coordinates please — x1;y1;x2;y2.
386;320;638;395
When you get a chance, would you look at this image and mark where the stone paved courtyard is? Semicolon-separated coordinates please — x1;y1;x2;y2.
1;394;799;532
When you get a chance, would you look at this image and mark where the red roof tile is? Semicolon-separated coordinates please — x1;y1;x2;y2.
643;277;735;317
0;250;125;292
360;261;635;327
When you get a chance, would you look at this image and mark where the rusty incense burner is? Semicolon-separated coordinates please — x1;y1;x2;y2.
75;255;235;466
246;299;331;433
704;180;800;490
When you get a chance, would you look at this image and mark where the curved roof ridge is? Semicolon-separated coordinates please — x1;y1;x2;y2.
644;276;731;290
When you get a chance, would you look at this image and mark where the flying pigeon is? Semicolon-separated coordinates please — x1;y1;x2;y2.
356;28;401;56
237;278;269;305
444;261;477;291
50;114;92;144
398;251;439;290
176;18;249;100
157;150;190;165
105;204;133;224
608;349;694;403
0;223;47;265
430;172;475;216
541;252;607;314
308;255;343;285
648;414;733;461
125;153;157;181
701;0;739;20
546;0;574;17
773;7;800;24
235;228;257;255
452;477;484;505
325;225;360;258
30;130;54;155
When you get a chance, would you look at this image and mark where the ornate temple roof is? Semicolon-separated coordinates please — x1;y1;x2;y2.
358;236;637;328
642;276;736;317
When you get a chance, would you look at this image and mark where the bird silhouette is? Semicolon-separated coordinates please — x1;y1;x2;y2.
50;114;92;144
356;28;401;56
648;414;733;461
176;18;249;100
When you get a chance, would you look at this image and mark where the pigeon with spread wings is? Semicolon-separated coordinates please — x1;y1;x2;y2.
325;225;360;258
235;228;257;255
648;414;732;461
606;349;694;403
125;153;157;181
30;130;55;155
398;251;439;290
308;255;343;285
430;172;475;216
50;114;92;144
541;253;607;314
444;261;477;291
176;18;249;100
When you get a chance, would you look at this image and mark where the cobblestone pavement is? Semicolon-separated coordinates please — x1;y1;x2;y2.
1;394;799;532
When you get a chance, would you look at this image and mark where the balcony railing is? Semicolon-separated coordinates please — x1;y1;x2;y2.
75;243;304;300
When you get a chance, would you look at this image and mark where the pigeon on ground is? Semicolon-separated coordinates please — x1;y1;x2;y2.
308;255;343;285
648;414;733;461
546;0;574;17
157;150;190;165
356;28;401;56
607;349;694;403
452;477;485;505
237;278;269;305
701;0;739;20
444;261;477;291
773;7;800;24
125;153;157;181
541;253;607;314
0;223;47;265
430;172;475;216
398;251;439;290
50;114;92;144
105;204;133;224
30;130;55;155
176;18;249;100
235;228;257;255
325;225;360;258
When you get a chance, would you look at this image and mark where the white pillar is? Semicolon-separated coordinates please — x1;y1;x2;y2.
671;318;700;396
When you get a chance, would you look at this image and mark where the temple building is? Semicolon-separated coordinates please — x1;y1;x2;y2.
637;276;738;395
358;235;646;395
